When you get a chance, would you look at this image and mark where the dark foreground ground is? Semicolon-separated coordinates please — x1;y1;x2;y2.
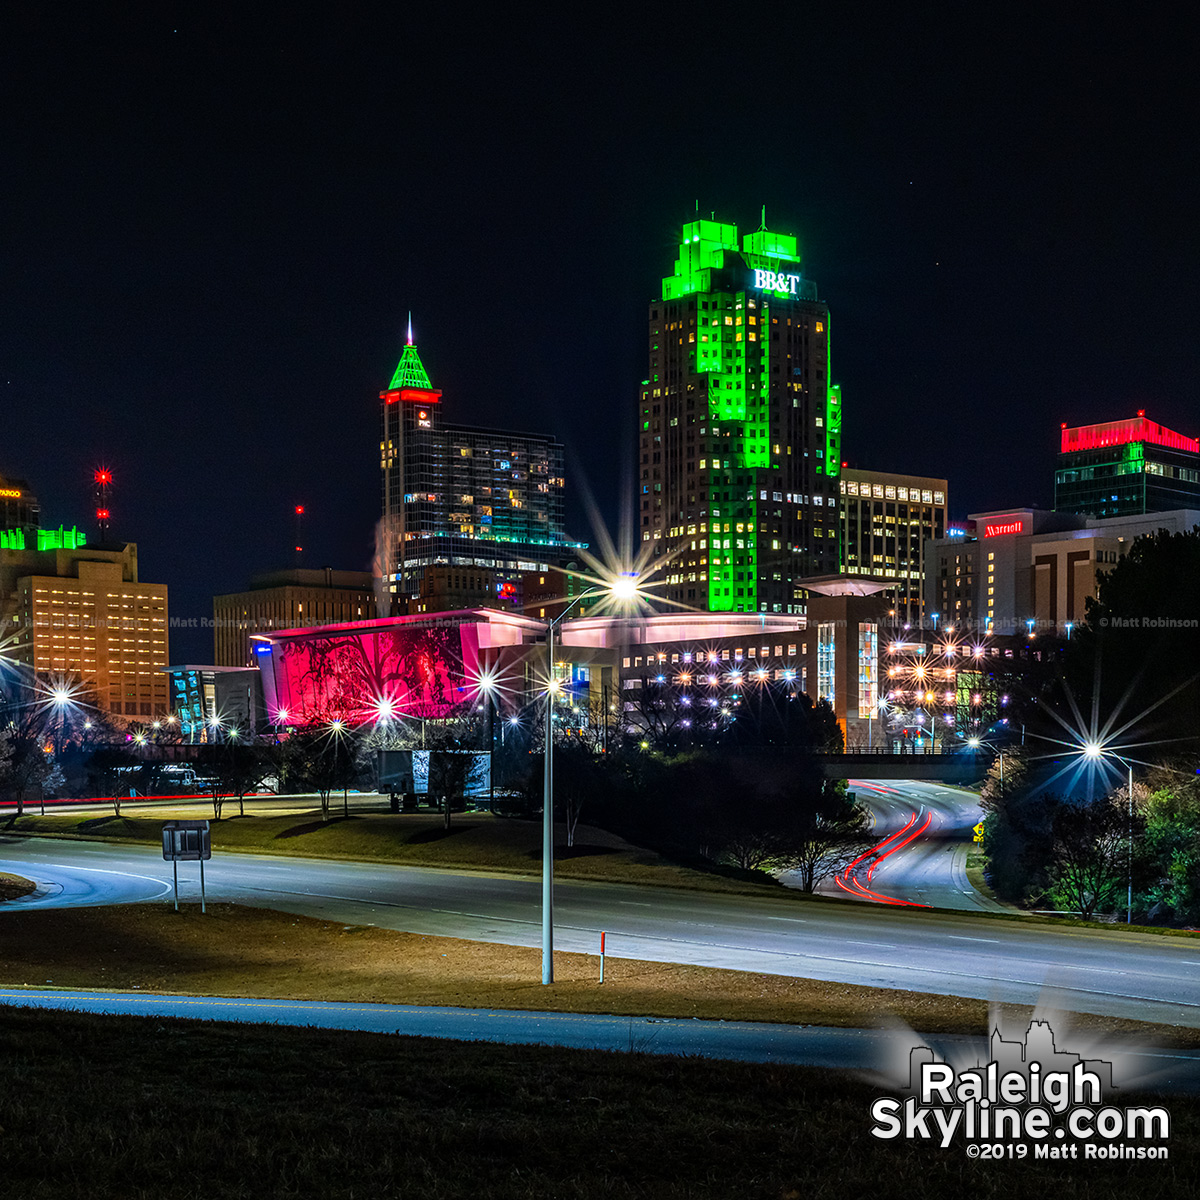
0;1007;1195;1199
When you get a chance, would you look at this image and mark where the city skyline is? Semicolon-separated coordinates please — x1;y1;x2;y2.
5;11;1199;663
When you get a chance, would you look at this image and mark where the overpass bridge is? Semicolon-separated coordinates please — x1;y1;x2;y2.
816;752;986;783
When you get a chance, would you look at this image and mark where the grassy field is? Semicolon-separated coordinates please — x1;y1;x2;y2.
4;808;789;894
2;902;1197;1045
0;1005;1193;1199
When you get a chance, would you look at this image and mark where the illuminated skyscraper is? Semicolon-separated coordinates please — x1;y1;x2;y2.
639;217;842;614
1055;413;1200;517
379;324;581;605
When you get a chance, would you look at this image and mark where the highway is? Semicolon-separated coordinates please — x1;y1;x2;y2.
810;780;1006;912
2;833;1199;1028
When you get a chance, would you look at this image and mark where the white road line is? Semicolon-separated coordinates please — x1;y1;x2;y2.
28;863;172;894
947;935;1001;943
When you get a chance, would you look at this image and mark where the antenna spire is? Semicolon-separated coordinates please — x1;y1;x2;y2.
759;204;767;231
406;312;413;346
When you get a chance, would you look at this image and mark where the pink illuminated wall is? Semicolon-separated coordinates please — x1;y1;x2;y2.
261;621;483;725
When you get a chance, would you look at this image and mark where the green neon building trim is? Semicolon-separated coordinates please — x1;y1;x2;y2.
1;526;88;552
741;228;799;264
38;526;88;551
388;341;434;391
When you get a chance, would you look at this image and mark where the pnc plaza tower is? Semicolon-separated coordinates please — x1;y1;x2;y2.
639;217;842;614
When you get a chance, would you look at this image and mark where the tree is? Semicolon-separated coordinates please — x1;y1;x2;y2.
1042;792;1142;920
521;740;610;846
620;675;698;748
1069;529;1200;749
86;744;139;815
0;673;63;816
702;758;866;880
283;726;359;821
0;712;56;817
725;688;844;753
980;748;1029;812
424;723;481;831
1137;768;1200;924
198;734;273;819
784;792;872;892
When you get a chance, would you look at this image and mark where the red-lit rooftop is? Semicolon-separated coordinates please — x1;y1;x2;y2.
1060;414;1199;455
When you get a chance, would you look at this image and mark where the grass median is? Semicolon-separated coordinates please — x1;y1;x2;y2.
0;871;36;901
3;808;789;894
2;902;1197;1045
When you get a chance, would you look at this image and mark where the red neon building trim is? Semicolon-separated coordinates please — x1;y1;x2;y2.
380;388;443;406
1060;416;1199;454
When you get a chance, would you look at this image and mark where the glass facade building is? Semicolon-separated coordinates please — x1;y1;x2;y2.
379;329;582;605
1055;415;1200;517
639;218;842;615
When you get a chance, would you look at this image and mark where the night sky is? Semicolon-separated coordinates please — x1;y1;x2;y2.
4;9;1198;662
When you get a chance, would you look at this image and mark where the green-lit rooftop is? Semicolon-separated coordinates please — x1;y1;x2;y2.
662;216;805;301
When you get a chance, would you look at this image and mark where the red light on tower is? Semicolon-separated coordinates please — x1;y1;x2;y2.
295;505;305;516
93;466;113;540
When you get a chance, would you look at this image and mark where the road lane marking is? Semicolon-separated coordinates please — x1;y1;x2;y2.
26;863;172;893
947;935;1000;943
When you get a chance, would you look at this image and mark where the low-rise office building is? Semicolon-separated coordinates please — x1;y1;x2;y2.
927;507;1200;634
838;468;947;625
1;537;169;719
213;568;376;667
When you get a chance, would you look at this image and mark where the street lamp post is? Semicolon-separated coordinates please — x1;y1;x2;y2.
540;573;639;985
1084;743;1135;924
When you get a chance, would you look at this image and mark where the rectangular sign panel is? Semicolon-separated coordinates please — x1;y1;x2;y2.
162;820;212;862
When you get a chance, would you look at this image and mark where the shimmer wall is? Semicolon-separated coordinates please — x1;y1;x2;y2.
258;621;483;725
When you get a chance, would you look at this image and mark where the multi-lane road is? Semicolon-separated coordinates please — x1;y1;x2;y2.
814;780;1006;912
2;826;1198;1028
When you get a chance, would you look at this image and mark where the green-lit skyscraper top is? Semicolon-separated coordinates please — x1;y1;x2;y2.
388;318;434;391
640;212;841;616
663;218;808;301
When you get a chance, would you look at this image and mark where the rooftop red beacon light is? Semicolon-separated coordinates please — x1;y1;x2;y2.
93;466;113;539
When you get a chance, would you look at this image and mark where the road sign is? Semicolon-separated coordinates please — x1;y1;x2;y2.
973;821;986;844
162;820;211;862
162;820;211;913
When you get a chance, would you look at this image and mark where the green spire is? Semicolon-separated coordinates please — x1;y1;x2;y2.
388;318;433;390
